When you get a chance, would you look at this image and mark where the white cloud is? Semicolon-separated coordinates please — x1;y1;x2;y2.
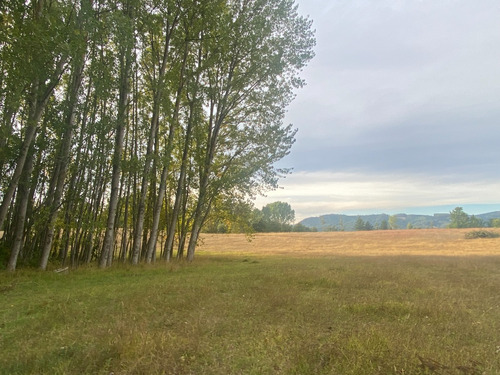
255;171;500;221
266;1;500;220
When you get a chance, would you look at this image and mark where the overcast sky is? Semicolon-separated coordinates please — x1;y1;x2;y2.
255;0;500;221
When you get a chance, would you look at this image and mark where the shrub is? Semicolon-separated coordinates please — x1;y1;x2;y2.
465;230;500;239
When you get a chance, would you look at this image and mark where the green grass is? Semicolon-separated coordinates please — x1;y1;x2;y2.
1;255;500;374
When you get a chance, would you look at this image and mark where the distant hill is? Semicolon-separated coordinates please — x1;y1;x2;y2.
300;211;500;231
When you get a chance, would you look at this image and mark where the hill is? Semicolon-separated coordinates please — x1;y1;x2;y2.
300;211;500;231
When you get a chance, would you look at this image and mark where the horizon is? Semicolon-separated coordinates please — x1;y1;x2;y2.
320;204;500;218
252;200;500;223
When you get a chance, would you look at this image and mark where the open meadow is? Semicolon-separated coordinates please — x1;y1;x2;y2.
1;229;500;374
197;228;500;257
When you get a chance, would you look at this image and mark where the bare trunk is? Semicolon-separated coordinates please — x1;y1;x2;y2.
145;166;167;263
186;172;209;262
165;102;194;259
186;217;203;262
119;175;131;262
0;92;41;231
7;148;35;271
132;64;168;263
99;119;126;268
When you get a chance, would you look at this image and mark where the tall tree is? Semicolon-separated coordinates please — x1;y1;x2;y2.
354;216;366;231
448;207;481;228
0;0;72;232
133;0;185;264
389;215;399;230
162;6;206;261
39;0;91;271
100;0;136;268
186;0;314;261
262;202;295;229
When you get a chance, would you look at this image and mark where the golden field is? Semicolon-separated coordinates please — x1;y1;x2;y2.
197;228;500;257
2;228;500;374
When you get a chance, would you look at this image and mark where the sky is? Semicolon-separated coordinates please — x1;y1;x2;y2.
255;0;500;221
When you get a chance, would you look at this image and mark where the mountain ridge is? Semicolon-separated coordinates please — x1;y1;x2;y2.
300;211;500;231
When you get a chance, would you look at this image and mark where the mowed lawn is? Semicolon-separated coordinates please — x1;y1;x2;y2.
1;229;499;374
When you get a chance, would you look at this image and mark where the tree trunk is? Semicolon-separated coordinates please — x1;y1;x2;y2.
0;0;68;231
164;99;195;259
40;46;86;270
145;166;167;263
146;40;189;263
7;147;35;271
131;25;176;264
0;90;40;232
99;3;134;268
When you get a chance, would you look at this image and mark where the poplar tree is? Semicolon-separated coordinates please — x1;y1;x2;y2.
0;1;72;232
186;0;314;261
100;0;137;268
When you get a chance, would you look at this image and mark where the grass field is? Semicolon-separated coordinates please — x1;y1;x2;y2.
197;228;500;257
1;229;499;374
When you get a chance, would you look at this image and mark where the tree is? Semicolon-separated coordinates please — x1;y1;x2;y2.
2;1;90;270
204;198;256;234
292;223;315;232
185;0;314;261
208;201;297;233
379;220;389;230
38;0;92;271
131;0;187;265
262;202;295;228
0;0;72;233
354;216;366;231
388;215;399;230
489;218;500;228
449;207;470;228
468;215;483;228
99;0;137;269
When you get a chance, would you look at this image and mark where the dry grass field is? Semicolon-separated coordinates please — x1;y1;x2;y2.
1;228;500;374
197;228;500;257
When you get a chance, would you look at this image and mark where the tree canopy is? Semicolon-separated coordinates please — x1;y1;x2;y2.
0;0;315;270
449;207;484;229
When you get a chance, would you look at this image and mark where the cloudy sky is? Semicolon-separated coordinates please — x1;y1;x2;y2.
255;0;500;221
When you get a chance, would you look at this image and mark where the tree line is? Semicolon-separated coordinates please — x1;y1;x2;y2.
352;207;500;231
0;0;315;270
448;207;499;229
353;215;400;231
205;201;315;233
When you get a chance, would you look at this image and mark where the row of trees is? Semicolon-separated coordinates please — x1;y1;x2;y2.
0;0;315;270
205;205;500;233
353;208;497;231
448;207;497;228
205;201;315;233
350;216;399;231
353;216;409;231
252;201;297;232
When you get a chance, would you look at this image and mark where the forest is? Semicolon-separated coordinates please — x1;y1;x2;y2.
0;0;315;270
